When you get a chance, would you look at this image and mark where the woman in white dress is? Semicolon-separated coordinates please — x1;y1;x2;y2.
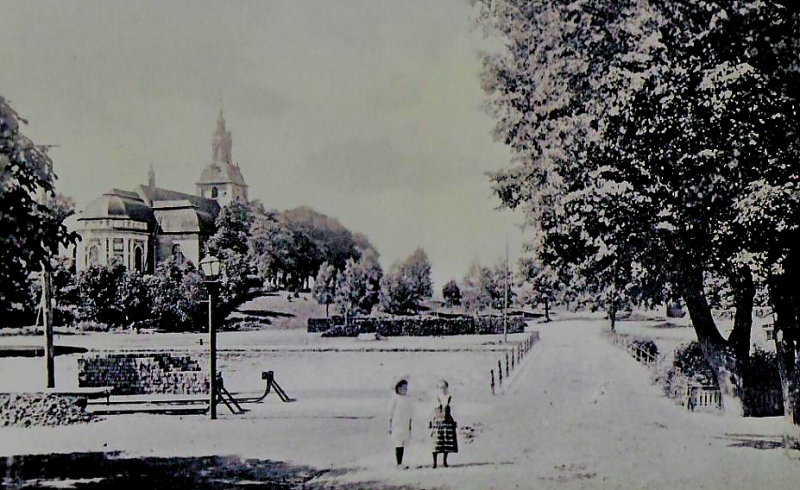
388;379;414;466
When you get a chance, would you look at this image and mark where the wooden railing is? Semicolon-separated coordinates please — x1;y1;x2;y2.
609;332;784;416
608;332;659;367
686;385;722;411
490;331;539;395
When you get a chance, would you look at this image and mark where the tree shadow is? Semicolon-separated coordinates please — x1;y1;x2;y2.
716;433;786;450
236;310;295;319
0;452;422;490
443;460;515;469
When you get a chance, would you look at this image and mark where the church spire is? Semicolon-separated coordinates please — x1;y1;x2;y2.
148;164;156;189
212;105;233;165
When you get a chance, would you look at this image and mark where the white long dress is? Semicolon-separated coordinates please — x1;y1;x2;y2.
389;394;414;447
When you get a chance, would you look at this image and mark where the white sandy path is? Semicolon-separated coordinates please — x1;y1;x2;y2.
312;320;800;489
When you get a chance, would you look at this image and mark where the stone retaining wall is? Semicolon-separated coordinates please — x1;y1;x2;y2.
78;353;208;395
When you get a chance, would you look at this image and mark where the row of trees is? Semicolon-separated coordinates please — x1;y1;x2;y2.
224;202;375;292
480;0;800;422
312;247;434;317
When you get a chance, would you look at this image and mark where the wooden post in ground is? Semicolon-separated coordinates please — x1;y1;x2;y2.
42;269;55;388
498;360;503;386
490;370;495;395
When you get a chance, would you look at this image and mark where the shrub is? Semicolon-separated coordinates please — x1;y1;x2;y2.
311;315;526;337
743;347;782;391
672;341;717;386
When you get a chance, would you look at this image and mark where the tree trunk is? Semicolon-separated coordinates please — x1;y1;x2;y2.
728;266;755;365
681;262;744;416
325;302;330;318
544;298;551;322
770;253;800;426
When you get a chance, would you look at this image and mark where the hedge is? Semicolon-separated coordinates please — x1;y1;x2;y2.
308;315;526;337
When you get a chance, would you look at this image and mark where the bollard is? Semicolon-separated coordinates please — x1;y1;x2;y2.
506;352;510;373
511;350;515;370
490;369;495;395
498;360;503;386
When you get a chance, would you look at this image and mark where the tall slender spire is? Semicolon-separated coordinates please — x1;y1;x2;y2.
212;104;233;164
148;164;156;189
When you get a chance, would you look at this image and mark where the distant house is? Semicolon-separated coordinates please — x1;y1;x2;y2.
75;110;248;273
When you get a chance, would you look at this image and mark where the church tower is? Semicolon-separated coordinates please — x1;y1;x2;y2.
197;109;248;207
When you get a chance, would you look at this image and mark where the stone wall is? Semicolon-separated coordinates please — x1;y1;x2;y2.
0;393;93;427
78;353;208;395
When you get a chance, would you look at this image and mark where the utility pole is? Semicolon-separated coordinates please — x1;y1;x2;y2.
503;235;509;343
42;268;55;388
38;187;55;388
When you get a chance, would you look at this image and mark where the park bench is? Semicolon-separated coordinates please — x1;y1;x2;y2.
86;371;294;416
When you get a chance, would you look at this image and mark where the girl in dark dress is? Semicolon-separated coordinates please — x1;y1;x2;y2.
430;379;458;468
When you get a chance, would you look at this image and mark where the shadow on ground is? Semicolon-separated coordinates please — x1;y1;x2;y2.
0;452;420;490
717;433;788;450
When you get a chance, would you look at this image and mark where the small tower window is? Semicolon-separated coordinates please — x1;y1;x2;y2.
211;186;219;198
172;244;184;264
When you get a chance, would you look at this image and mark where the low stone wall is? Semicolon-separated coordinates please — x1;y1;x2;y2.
0;393;93;427
78;353;208;395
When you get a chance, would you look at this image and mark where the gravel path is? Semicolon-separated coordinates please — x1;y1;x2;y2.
314;320;800;489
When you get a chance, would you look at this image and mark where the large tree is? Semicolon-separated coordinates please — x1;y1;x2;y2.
312;262;338;317
249;206;368;290
335;249;383;318
379;248;433;314
480;0;800;417
0;96;78;319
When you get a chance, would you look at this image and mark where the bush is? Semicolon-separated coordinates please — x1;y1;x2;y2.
743;347;782;391
672;341;717;386
311;315;526;337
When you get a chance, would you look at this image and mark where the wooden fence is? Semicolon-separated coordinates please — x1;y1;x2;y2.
490;331;539;395
608;332;659;367
608;331;784;416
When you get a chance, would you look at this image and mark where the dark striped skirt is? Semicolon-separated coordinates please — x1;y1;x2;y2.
431;418;458;453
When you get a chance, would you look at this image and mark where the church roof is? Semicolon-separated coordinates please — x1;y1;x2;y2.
79;189;155;223
137;186;220;233
136;185;221;217
197;162;247;187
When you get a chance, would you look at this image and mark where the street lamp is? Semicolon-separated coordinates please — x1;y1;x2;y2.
199;254;221;419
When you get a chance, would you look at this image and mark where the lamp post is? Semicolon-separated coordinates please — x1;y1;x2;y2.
199;254;221;420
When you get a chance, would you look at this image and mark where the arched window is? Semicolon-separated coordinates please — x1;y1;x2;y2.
87;245;99;266
134;246;144;272
172;244;184;264
211;186;219;198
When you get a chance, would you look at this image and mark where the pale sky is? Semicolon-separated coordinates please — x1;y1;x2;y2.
0;0;523;290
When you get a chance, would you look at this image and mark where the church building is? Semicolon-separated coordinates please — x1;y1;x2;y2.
75;110;248;273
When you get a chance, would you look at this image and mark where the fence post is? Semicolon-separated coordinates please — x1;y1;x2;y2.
498;360;503;386
511;349;515;370
490;370;495;395
506;352;510;374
